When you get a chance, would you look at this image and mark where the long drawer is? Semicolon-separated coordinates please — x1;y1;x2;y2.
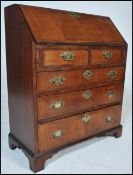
38;105;121;152
37;66;125;94
38;84;123;120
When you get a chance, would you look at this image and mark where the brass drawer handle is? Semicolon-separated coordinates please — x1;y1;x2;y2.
106;91;115;98
50;76;65;86
82;114;91;123
82;90;92;99
60;51;74;61
83;70;93;80
108;71;117;78
52;130;65;139
103;51;112;59
51;101;65;110
69;12;80;19
105;115;113;123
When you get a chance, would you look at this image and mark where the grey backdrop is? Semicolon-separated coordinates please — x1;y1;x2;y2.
1;1;132;174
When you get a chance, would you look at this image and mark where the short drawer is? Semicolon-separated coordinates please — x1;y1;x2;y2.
38;105;121;152
38;84;123;120
37;66;125;94
41;50;88;66
91;47;123;65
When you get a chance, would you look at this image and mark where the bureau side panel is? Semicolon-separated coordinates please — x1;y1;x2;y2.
5;5;37;153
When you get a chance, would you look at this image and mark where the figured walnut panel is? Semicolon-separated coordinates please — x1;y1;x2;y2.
20;5;125;44
37;66;125;94
38;105;121;152
42;50;88;66
38;84;123;120
91;47;123;65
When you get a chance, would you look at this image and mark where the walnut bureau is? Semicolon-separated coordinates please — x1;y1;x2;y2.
5;4;127;172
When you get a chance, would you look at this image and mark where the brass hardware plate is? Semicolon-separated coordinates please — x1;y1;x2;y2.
82;114;91;123
83;70;93;80
69;12;80;18
106;91;115;98
52;130;65;139
105;115;113;123
60;51;74;61
50;76;65;86
82;90;92;99
108;71;117;78
51;101;65;110
36;58;41;64
103;51;112;59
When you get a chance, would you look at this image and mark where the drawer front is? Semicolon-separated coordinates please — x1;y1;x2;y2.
37;66;125;94
42;50;88;66
38;84;123;120
91;48;123;65
38;105;121;152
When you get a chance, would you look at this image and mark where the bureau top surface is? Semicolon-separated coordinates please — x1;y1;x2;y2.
14;4;126;45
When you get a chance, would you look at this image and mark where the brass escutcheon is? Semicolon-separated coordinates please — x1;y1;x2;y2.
69;12;80;19
50;76;65;86
60;51;74;61
51;101;65;110
36;58;41;64
105;115;113;123
82;90;92;99
82;114;91;123
103;51;112;59
83;70;93;80
52;130;65;139
106;91;115;98
108;71;117;78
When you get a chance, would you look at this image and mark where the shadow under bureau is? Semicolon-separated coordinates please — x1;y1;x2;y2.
5;4;127;173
